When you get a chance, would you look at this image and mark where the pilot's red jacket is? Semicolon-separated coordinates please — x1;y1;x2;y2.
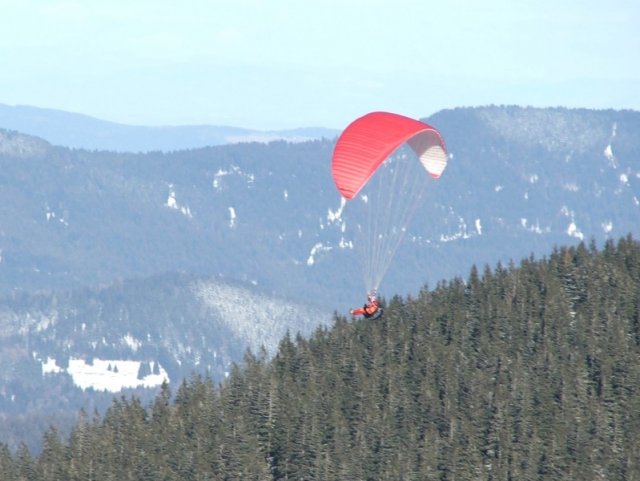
350;298;380;317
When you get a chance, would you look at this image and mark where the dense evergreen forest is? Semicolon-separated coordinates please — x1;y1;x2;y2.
1;235;639;480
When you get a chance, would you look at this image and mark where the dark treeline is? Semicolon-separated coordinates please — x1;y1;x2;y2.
2;235;639;480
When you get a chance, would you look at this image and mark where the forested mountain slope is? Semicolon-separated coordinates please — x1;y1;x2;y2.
2;235;638;480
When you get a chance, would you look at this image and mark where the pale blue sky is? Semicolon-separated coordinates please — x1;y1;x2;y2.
1;0;638;130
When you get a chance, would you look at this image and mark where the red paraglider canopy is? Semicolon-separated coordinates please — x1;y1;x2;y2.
332;111;447;199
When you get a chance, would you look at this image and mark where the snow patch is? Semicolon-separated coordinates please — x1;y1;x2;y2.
307;242;331;265
494;185;503;192
45;206;69;226
327;197;347;224
440;217;473;242
601;221;613;234
475;218;482;235
42;357;62;374
228;207;237;228
563;183;579;192
213;165;255;190
213;169;227;189
165;188;193;218
528;174;539;184
567;222;584;240
44;357;169;392
604;144;614;162
604;143;617;169
620;173;629;185
326;198;348;236
68;358;168;392
559;206;584;240
123;333;141;352
521;218;548;234
338;237;353;249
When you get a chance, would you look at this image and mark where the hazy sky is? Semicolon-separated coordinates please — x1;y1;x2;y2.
1;0;638;130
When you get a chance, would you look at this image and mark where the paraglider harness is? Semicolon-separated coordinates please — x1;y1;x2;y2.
362;294;383;320
350;291;383;319
363;304;383;320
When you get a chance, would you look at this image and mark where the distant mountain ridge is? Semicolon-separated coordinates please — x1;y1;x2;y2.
0;103;339;152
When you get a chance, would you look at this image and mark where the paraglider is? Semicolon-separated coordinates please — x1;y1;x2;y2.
349;291;383;320
331;111;448;317
332;111;447;199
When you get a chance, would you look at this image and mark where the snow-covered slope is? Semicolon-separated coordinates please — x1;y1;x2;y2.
0;274;329;395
